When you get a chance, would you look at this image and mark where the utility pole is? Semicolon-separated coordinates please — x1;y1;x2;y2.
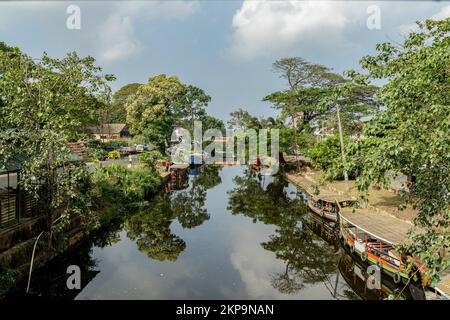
336;104;349;190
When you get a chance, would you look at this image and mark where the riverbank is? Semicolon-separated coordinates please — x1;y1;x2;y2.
5;165;404;300
0;158;172;297
284;168;417;223
284;166;450;300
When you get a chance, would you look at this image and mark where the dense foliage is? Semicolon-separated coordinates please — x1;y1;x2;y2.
124;74;222;151
92;164;162;224
110;83;142;123
138;151;169;172
0;46;114;236
349;18;450;283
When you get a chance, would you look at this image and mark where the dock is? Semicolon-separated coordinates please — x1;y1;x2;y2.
170;163;190;170
339;207;413;246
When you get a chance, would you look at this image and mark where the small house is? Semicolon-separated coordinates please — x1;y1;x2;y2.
90;124;128;142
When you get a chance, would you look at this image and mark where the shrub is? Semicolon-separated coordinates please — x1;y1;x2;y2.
138;151;168;172
307;136;342;171
103;139;129;149
0;267;18;298
92;164;162;224
307;135;381;180
108;150;121;159
131;134;148;145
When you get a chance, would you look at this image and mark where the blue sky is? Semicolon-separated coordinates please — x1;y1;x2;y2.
0;1;449;121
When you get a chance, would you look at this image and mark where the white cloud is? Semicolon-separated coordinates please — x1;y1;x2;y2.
228;1;450;61
94;1;199;63
228;0;365;60
432;4;450;20
398;4;450;37
96;14;141;62
0;1;199;63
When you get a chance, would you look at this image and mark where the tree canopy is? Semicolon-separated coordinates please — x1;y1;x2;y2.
0;47;115;234
110;83;142;123
350;18;449;282
125;74;218;151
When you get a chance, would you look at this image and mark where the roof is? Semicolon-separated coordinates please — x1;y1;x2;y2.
170;164;189;170
0;152;82;174
283;155;312;163
0;154;28;174
339;207;413;245
312;194;356;203
90;124;127;135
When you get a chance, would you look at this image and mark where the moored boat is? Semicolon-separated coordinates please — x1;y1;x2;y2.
338;251;418;300
338;207;426;286
307;194;355;222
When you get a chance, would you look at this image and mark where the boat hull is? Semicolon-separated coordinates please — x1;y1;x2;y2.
307;200;337;222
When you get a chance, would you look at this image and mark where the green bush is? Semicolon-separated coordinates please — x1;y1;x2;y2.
131;134;148;145
307;136;342;171
307;136;381;180
92;164;162;224
103;140;129;149
138;151;168;172
108;150;121;159
0;267;18;298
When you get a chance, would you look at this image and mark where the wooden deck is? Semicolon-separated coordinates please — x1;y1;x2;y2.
339;207;413;245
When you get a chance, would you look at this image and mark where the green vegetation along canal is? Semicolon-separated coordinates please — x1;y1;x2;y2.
20;166;415;300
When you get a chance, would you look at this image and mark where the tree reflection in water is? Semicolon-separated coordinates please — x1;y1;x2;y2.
125;166;222;261
227;168;339;296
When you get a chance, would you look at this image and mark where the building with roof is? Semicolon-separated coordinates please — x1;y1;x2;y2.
90;123;128;142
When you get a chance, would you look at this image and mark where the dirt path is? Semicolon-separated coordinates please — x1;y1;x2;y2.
285;168;417;223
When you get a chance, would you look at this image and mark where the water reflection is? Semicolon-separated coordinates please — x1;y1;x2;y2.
126;194;187;262
126;166;221;261
10;165;418;300
228;169;340;296
338;251;414;300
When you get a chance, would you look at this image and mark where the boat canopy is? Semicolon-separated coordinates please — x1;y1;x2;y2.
310;193;356;204
339;207;413;246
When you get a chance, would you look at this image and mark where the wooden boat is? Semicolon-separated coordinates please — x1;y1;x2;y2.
339;207;426;285
169;164;189;190
305;211;338;244
307;194;355;222
338;251;418;300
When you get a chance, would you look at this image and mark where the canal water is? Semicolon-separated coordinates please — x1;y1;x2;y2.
20;165;413;300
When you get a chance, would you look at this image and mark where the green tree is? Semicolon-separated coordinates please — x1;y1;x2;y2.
227;108;262;130
307;136;342;172
125;74;215;151
172;85;211;132
0;48;114;239
202;114;225;133
126;74;184;150
264;58;343;167
110;83;142;123
137;150;168;173
352;18;450;283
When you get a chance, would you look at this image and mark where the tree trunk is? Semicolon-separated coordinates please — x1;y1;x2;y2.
336;104;349;188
